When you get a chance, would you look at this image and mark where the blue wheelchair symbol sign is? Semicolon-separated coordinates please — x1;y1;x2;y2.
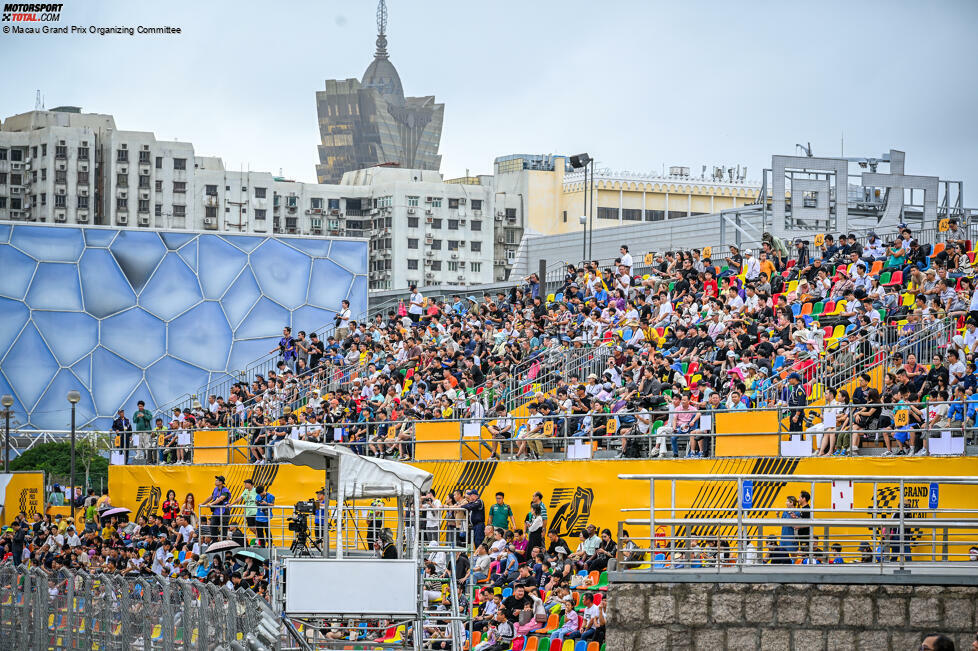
742;480;754;509
929;483;939;509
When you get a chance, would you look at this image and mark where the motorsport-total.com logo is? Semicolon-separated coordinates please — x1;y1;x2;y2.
2;3;63;21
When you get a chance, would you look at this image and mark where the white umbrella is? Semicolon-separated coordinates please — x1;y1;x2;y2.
205;540;241;553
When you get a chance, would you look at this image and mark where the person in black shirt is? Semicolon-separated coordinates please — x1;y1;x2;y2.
546;531;570;559
307;333;325;369
765;536;791;564
795;491;813;547
501;583;531;621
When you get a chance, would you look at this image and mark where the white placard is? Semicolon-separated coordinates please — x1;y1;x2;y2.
699;415;712;431
110;451;125;465
333;427;344;442
462;422;482;438
284;558;418;615
831;480;853;511
822;409;837;429
566;439;593;460
177;431;191;446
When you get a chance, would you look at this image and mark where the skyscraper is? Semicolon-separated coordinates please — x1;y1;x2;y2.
315;0;444;185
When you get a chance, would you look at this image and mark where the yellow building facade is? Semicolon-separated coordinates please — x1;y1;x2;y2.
494;155;761;237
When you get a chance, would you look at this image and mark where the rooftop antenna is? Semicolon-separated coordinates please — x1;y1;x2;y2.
374;0;389;58
34;90;43;110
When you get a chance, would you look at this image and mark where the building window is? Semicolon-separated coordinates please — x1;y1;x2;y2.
407;259;419;270
470;262;481;272
55;170;67;184
155;204;162;216
408;216;419;228
448;219;459;230
311;197;323;209
286;196;297;207
0;173;5;185
430;260;442;271
40;169;46;181
255;187;267;199
139;175;150;189
55;145;69;159
173;158;187;170
78;147;89;160
408;238;419;249
116;197;128;210
328;198;340;210
155;156;162;169
0;149;6;161
562;210;567;223
116;148;128;162
431;218;442;229
505;208;517;219
205;185;218;196
173;204;186;217
505;229;518;244
138;150;150;163
430;197;442;207
173;181;187;193
155;180;163;192
430;239;442;250
471;241;482;252
448;240;459;251
471;220;482;231
448;261;459;271
138;199;150;213
55;195;67;208
205;206;217;218
448;198;459;209
667;211;687;220
645;210;664;221
471;199;482;210
78;195;88;209
597;207;618;220
255;209;266;219
622;208;642;221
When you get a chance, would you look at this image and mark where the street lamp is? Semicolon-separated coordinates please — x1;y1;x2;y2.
67;390;81;521
1;394;13;472
570;154;592;263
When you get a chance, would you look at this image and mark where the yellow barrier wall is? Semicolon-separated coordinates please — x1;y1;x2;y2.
110;457;978;556
0;471;45;525
714;411;780;457
193;430;229;464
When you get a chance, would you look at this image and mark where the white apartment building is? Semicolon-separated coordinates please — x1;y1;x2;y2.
0;107;511;290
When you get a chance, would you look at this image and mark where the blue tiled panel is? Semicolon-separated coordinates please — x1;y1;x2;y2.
0;225;366;428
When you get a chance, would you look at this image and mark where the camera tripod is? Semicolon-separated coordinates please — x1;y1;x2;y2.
289;516;323;557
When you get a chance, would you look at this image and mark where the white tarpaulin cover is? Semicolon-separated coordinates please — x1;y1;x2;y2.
272;439;433;498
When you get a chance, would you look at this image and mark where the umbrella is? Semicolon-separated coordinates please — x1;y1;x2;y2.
233;550;266;563
205;540;242;553
99;507;131;518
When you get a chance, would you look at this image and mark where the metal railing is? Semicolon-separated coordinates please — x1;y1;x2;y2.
0;564;278;650
31;399;976;465
616;474;978;573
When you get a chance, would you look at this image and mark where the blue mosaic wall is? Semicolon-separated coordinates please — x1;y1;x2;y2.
0;224;367;430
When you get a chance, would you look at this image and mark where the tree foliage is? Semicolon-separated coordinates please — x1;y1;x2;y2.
10;441;108;488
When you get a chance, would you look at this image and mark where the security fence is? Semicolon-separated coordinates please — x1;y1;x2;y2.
0;564;277;650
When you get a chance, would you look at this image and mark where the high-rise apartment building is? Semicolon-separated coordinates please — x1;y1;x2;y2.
314;0;443;184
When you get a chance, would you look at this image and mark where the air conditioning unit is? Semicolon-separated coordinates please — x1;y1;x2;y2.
425;272;435;279
424;259;432;266
203;217;216;226
425;197;433;203
451;254;459;260
312;228;322;235
425;251;435;257
458;240;466;246
457;275;465;280
330;209;339;215
54;213;66;223
458;198;466;204
370;208;379;215
138;215;151;226
57;187;66;196
459;261;466;268
79;187;89;196
425;209;433;215
116;214;128;225
305;209;313;215
459;219;466;225
496;210;505;217
76;212;89;223
425;217;433;223
407;208;416;214
425;237;433;243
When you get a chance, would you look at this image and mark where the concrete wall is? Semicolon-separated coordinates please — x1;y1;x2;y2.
606;579;977;651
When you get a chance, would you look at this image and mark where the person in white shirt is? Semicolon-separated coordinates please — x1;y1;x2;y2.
177;515;196;545
726;287;745;313
66;527;81;548
152;540;173;575
619;245;634;270
408;284;425;323
742;249;760;280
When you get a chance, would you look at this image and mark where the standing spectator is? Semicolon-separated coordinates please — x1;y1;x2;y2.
335;300;352;340
408;284;425;324
619;245;633;271
111;409;132;464
200;475;231;539
460;490;485;543
160;489;179;527
133;400;153;463
270;327;296;371
240;479;258;542
254;485;274;548
488;492;516;531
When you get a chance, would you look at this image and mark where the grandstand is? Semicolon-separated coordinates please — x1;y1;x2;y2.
7;216;978;650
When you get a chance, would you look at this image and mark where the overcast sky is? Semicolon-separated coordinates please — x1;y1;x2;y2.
2;0;976;191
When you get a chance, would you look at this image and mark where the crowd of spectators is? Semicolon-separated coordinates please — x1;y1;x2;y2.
99;221;978;464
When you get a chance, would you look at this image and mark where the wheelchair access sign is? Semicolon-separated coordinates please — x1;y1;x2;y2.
741;480;754;510
929;483;939;509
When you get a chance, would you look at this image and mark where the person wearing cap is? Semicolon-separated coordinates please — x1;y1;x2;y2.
200;475;231;539
786;372;807;432
741;249;760;280
111;408;132;465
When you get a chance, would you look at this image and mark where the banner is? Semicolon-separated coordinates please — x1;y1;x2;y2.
110;457;978;555
0;471;45;525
